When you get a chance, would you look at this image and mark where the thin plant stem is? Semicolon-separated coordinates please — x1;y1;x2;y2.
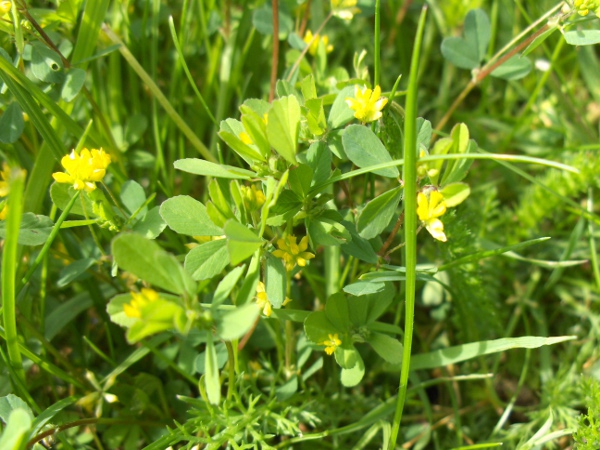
269;0;280;102
389;7;428;449
286;12;333;82
374;0;381;86
20;191;81;289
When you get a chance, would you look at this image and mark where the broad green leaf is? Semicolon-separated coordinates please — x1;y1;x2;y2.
267;95;300;165
224;220;263;265
46;291;93;341
416;118;432;152
160;195;223;236
357;186;403;239
342;125;399;178
410;336;575;371
524;25;559;56
288;164;313;199
61;67;86;102
491;54;532;80
120;180;147;216
368;332;403;365
0;103;24;144
305;141;331;187
343;281;386;296
131;207;166;239
325;292;351;332
304;311;338;345
216;303;260;341
364;282;396;324
240;108;270;158
213;266;245;307
564;29;600;46
339;219;379;264
57;257;96;287
307;210;351;246
30;42;64;84
252;3;293;36
328;85;357;128
0;212;54;246
204;335;221;405
300;74;317;100
0;395;34;424
50;182;94;216
464;9;491;63
184;239;230;280
112;233;197;296
340;356;365;387
0;408;31;450
194;342;228;374
439;182;470;207
31;396;77;435
265;253;286;309
441;36;481;70
107;294;139;329
174;158;256;179
276;375;299;401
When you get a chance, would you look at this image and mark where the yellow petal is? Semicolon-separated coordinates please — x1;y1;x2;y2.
426;218;447;242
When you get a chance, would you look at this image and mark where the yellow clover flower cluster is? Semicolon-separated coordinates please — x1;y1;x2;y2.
0;163;10;220
255;281;273;317
417;190;448;242
331;0;360;20
123;288;159;319
574;0;600;16
321;333;342;355
346;85;388;123
52;148;111;192
0;1;11;15
303;30;334;56
272;235;315;271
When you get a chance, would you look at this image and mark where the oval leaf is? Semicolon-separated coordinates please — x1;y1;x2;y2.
342;125;399;178
357;186;403;239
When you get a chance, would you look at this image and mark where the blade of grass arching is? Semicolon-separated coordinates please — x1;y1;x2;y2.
389;7;428;450
168;17;217;125
101;24;216;163
70;0;110;69
151;0;167;184
2;167;26;385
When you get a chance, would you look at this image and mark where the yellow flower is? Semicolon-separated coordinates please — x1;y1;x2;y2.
241;184;266;210
52;148;111;192
321;333;342;355
240;131;253;145
345;85;388;123
331;0;360;20
123;288;159;319
417;191;448;242
0;1;11;15
303;30;334;56
272;235;315;271
574;0;600;16
255;281;272;317
0;163;10;198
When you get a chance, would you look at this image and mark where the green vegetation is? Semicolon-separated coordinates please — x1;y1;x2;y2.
0;0;599;448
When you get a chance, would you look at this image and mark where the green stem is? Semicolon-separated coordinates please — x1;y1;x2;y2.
20;191;81;289
374;0;381;86
2;167;27;384
389;7;427;449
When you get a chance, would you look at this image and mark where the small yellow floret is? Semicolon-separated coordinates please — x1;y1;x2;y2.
346;85;388;123
272;235;315;272
417;191;448;242
0;1;11;15
123;288;159;319
240;131;254;145
52;148;111;192
574;0;600;16
255;281;273;317
331;0;360;20
303;30;334;56
321;333;342;355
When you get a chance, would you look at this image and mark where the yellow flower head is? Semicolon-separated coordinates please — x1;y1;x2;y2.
346;85;388;123
241;184;266;211
303;30;334;56
331;0;361;20
123;288;159;319
240;131;254;145
417;191;448;242
0;163;10;198
0;1;11;15
255;281;272;317
574;0;600;16
52;148;111;192
321;333;342;355
272;235;315;272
